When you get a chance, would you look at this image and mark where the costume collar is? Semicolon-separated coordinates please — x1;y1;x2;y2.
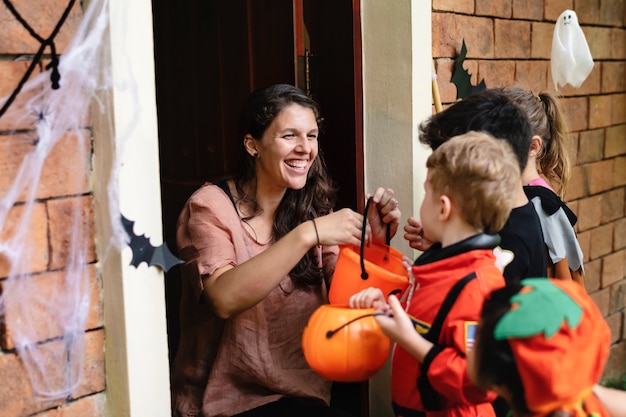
415;233;500;266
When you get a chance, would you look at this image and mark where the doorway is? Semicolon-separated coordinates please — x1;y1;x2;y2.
151;0;366;415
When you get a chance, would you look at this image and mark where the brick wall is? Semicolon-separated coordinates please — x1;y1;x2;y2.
0;1;105;416
432;0;626;380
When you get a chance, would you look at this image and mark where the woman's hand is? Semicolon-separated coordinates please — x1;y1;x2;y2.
404;216;433;251
367;187;400;245
314;208;367;247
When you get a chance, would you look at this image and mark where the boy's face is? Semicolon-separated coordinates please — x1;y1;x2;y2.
419;170;441;243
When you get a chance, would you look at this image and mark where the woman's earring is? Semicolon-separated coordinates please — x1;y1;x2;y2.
253;152;259;158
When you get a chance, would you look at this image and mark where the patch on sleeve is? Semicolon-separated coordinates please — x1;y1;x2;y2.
408;314;430;335
465;321;478;353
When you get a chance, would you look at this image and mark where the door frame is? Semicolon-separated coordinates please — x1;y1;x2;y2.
94;1;432;416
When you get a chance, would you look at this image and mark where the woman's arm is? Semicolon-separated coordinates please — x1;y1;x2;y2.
205;208;366;318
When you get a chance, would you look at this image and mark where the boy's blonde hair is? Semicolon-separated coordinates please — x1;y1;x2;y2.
426;131;520;234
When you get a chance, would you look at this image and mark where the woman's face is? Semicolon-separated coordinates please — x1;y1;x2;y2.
253;103;319;192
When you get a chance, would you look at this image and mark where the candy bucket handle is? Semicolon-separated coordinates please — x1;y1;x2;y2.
359;197;392;280
325;312;391;338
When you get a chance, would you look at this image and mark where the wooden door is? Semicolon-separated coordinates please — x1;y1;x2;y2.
152;0;366;415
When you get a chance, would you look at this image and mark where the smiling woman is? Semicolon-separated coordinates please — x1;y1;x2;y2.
170;84;401;417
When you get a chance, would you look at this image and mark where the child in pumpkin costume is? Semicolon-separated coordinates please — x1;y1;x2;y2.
350;132;520;417
469;278;618;417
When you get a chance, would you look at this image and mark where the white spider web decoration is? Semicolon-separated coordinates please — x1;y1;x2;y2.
0;0;133;400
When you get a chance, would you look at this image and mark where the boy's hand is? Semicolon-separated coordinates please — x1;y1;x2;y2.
374;294;415;344
404;216;433;251
348;287;390;313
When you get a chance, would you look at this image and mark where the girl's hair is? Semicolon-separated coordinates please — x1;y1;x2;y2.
233;84;337;289
502;86;571;198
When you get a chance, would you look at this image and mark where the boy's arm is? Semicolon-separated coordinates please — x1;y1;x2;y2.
378;296;496;405
376;295;433;361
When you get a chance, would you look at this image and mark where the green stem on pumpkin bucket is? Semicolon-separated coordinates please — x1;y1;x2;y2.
325;312;392;339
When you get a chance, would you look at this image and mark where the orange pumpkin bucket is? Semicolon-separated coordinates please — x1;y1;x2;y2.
302;305;391;382
328;197;409;305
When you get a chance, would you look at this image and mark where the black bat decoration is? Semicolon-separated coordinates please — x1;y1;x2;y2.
451;39;486;100
121;214;183;272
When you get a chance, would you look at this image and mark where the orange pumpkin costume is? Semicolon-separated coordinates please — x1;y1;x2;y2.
494;278;611;417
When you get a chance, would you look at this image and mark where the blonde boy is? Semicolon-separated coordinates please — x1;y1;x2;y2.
350;132;520;417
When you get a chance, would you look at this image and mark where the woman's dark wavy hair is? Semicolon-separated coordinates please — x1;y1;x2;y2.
419;88;532;172
232;84;337;289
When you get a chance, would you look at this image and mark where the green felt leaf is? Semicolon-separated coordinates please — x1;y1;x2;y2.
494;278;583;340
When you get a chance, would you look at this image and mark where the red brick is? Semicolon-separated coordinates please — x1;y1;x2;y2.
513;0;544;20
589;95;613;129
585;26;613;60
514;61;549;92
604;124;626;158
588;160;614;194
0;67;43;132
609;281;626;314
476;0;512;18
0;0;83;54
612;93;626;125
0;61;42;97
575;0;601;25
0;265;101;350
38;393;105;417
603;249;626;287
604;342;626;380
561;96;588;132
544;0;574;21
605;312;623;344
582;256;601;291
432;13;457;58
0;133;35;202
564;164;584;201
47;196;96;270
603;3;622;25
432;0;474;13
71;330;106;400
576;195;603;231
495;19;531;59
531;23;554;59
577;128;604;164
601;62;626;94
589;223;614;259
589;286;610;315
602;189;625;224
432;14;495;83
556;63;601;97
38;130;91;199
0;203;48;278
615;157;626;187
476;60;515;88
615;218;626;250
0;351;64;416
610;28;626;60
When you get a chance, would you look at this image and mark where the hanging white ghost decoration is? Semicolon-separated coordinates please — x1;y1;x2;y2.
551;10;594;89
